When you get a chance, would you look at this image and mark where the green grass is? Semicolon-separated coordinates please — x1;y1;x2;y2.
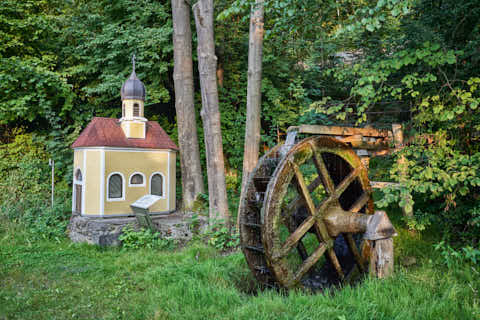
1;215;479;320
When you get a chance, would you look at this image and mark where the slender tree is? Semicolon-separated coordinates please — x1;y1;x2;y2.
171;0;205;210
193;0;230;226
238;0;264;227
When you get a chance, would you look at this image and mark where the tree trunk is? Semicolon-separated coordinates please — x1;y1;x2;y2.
193;0;230;226
171;0;205;210
238;0;264;227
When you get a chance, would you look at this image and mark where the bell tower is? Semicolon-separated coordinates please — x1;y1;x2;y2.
120;55;147;139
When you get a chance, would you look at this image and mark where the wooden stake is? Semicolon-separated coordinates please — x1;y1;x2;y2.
369;238;394;278
392;123;413;218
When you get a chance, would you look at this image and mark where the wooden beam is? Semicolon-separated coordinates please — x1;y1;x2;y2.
294;125;390;138
370;181;401;189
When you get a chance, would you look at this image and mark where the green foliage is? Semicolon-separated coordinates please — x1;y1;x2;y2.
119;226;174;250
297;0;480;246
0;131;71;240
0;0;74;128
205;220;240;251
434;241;480;269
376;136;480;241
60;0;173;111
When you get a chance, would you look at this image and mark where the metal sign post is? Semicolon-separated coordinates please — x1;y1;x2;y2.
49;159;54;207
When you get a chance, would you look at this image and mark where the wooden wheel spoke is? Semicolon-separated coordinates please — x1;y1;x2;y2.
274;215;315;260
284;176;322;217
345;234;365;272
313;221;332;245
284;216;310;261
292;242;327;284
327;249;345;279
292;162;317;217
311;148;335;194
348;192;370;213
334;167;361;198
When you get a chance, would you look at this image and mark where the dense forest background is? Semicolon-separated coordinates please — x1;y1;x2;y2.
0;0;479;246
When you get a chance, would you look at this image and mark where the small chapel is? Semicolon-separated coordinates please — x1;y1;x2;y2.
71;58;178;217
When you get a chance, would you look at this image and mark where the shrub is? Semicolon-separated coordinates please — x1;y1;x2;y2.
205;220;240;251
119;226;174;250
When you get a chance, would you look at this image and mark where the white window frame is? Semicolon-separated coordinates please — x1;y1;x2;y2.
128;172;146;187
107;172;125;202
73;167;84;213
149;172;166;199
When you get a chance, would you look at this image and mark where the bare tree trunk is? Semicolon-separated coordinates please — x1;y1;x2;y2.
238;0;264;227
193;0;230;226
171;0;205;210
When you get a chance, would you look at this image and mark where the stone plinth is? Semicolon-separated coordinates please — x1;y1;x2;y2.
68;212;207;246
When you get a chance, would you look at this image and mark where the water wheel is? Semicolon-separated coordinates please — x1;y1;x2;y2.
239;136;375;290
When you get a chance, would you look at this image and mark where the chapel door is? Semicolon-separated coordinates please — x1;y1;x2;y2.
75;184;82;213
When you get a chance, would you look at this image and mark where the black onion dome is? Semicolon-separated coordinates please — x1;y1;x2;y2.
121;71;146;100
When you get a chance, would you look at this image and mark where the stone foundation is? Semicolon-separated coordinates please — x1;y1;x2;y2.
68;212;207;246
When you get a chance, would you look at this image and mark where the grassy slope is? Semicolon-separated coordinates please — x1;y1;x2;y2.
1;213;479;320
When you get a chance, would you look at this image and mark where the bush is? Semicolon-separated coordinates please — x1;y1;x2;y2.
0;131;71;240
205;220;240;251
434;241;480;269
119;226;174;250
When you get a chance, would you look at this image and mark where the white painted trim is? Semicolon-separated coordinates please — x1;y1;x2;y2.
119;117;147;122
74;147;176;153
149;172;166;199
167;152;171;211
106;172;126;202
72;170;75;212
128;171;146;187
100;150;105;215
82;150;86;215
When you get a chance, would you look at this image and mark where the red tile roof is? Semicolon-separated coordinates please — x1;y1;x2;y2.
71;117;178;150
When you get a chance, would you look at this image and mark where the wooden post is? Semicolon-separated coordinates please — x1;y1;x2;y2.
49;159;54;207
193;0;231;226
392;123;413;218
369;238;394;278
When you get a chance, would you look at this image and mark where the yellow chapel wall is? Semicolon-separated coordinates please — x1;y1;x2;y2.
123;99;144;118
73;149;101;216
73;149;83;174
120;121;145;139
85;150;101;215
104;149;172;215
169;151;176;210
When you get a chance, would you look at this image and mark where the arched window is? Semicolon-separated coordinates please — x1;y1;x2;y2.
150;173;164;197
129;172;145;187
122;103;125;117
133;103;140;117
75;169;82;182
108;173;124;200
73;169;83;213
